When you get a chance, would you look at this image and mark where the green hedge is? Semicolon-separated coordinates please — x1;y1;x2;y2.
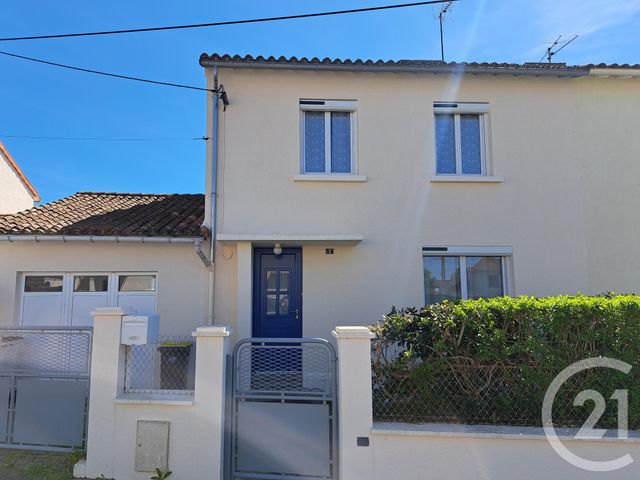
371;295;640;427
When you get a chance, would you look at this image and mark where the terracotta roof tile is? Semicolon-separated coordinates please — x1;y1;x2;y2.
0;192;205;237
200;53;640;77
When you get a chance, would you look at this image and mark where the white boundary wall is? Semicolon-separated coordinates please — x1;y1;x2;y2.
77;308;228;480
78;321;640;480
335;326;640;480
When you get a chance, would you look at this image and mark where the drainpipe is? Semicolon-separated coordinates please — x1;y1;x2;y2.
207;67;220;325
194;239;211;267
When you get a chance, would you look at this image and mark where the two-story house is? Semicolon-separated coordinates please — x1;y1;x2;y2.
198;54;640;343
1;55;638;340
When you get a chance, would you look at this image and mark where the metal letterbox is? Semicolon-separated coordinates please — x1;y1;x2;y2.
121;314;159;345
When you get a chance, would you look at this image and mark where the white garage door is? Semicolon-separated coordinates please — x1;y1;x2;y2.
20;273;157;327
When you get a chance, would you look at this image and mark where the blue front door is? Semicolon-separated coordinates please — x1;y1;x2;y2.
252;248;302;338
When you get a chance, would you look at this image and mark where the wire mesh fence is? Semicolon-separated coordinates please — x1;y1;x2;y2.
0;327;91;377
372;340;640;429
124;335;195;395
0;327;92;450
234;339;335;396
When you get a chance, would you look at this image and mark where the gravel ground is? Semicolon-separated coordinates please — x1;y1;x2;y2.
0;449;81;480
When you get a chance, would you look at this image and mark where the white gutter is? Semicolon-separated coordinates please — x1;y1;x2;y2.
0;235;200;243
589;68;640;78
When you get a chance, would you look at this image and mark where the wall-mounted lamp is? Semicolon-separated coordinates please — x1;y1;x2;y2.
273;243;283;256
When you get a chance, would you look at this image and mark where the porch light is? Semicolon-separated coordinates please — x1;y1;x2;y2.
273;243;283;256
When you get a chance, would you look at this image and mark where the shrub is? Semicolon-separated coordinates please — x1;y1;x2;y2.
371;295;640;428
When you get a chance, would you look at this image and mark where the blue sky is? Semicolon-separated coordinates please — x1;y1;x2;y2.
2;0;639;203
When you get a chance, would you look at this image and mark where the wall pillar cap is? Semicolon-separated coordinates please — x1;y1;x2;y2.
332;326;375;339
192;325;231;337
90;307;130;317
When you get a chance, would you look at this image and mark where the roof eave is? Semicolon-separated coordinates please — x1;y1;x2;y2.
0;234;203;243
589;68;640;78
199;58;589;78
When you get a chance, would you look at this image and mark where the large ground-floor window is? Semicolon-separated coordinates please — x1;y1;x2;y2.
19;272;157;326
423;247;511;304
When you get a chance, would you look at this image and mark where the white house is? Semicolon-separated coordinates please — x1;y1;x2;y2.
2;54;640;480
198;54;640;344
0;142;40;214
2;56;639;341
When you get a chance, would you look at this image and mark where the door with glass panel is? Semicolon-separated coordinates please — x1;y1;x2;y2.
252;248;302;338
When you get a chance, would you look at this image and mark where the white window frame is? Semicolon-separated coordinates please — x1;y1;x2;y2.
116;272;159;308
434;102;490;177
300;99;358;175
17;271;158;326
422;246;511;301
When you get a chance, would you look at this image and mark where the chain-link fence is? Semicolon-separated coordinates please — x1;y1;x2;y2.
372;340;640;429
124;336;195;395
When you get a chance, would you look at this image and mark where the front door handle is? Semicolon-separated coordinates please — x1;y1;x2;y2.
291;309;299;320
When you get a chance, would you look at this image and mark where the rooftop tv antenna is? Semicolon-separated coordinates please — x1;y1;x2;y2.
438;1;455;61
539;34;578;63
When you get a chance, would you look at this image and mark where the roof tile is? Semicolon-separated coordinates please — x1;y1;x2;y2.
0;192;205;237
200;53;640;76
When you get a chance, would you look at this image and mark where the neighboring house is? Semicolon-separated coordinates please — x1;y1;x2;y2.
196;54;640;342
0;142;40;214
0;192;207;334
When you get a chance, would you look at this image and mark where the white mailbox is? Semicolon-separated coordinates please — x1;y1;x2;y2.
121;314;160;345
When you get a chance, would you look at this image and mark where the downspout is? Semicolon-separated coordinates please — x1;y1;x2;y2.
194;239;211;267
207;66;220;325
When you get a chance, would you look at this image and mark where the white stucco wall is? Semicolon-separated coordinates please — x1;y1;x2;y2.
371;428;640;480
81;309;228;480
205;67;639;341
0;241;209;335
576;79;640;294
0;149;35;214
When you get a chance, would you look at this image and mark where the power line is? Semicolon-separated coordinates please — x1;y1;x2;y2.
0;1;459;42
0;134;208;141
0;50;214;92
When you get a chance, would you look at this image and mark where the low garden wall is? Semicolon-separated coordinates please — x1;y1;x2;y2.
363;295;640;479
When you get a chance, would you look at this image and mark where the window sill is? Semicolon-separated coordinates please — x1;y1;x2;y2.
430;175;504;183
293;174;368;183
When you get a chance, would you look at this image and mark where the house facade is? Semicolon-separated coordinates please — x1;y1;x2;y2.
0;193;208;334
1;57;639;343
0;142;40;214
200;55;640;343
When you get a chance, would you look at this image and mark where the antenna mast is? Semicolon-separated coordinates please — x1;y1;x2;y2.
540;34;578;63
438;1;454;62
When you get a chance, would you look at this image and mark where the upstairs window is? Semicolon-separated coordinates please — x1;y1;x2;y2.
434;103;489;176
300;100;356;174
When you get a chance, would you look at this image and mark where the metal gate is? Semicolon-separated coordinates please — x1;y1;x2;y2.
0;327;92;450
228;338;338;480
